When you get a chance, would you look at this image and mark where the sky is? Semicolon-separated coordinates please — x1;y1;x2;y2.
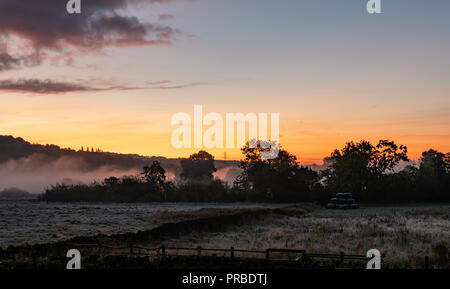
0;0;449;164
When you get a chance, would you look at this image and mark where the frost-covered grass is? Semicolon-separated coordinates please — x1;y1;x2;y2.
3;201;448;268
0;201;284;247
151;204;449;268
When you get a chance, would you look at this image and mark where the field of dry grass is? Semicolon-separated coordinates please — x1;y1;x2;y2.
146;204;449;268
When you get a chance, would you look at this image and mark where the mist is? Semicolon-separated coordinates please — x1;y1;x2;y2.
213;166;242;185
0;154;141;194
0;153;240;194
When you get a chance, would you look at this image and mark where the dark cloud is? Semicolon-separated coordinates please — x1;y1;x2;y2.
0;0;181;71
0;53;20;71
0;79;207;94
0;79;145;94
0;79;100;94
0;51;45;72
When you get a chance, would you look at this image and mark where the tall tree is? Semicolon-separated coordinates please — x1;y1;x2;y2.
180;151;217;181
141;161;171;201
235;141;318;202
419;149;448;178
416;149;450;202
321;140;408;201
141;161;166;186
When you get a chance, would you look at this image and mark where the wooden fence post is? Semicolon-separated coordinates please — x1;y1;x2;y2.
340;252;344;263
197;246;202;256
230;247;235;259
161;245;166;258
129;243;133;256
424;256;429;269
266;249;270;261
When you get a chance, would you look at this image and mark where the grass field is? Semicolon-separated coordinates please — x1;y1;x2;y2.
2;203;448;269
147;204;449;268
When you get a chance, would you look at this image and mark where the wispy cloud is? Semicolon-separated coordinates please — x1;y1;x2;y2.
148;81;209;90
0;79;140;94
0;79;208;94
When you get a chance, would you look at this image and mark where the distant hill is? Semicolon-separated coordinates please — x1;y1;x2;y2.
0;135;238;172
0;187;35;200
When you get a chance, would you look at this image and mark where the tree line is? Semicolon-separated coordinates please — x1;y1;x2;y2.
39;139;450;204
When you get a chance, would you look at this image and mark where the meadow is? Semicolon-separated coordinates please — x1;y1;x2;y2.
0;200;283;247
147;204;449;268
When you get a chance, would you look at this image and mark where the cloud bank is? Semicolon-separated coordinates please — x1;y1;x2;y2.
0;0;181;71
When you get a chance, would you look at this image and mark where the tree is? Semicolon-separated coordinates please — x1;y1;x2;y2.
235;141;318;202
446;153;450;174
140;161;172;201
419;149;448;178
180;151;217;181
141;161;166;186
416;149;450;202
321;140;408;201
373;140;409;174
104;176;120;186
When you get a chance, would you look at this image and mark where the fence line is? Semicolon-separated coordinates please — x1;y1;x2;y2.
5;242;447;267
66;243;373;263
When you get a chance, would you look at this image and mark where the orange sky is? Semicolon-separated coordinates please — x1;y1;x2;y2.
1;1;449;164
2;88;448;164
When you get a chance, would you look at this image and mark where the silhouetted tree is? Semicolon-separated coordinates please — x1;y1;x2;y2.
416;149;450;201
141;161;166;186
419;149;448;177
235;141;319;202
104;176;120;186
321;140;408;202
180;151;217;180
